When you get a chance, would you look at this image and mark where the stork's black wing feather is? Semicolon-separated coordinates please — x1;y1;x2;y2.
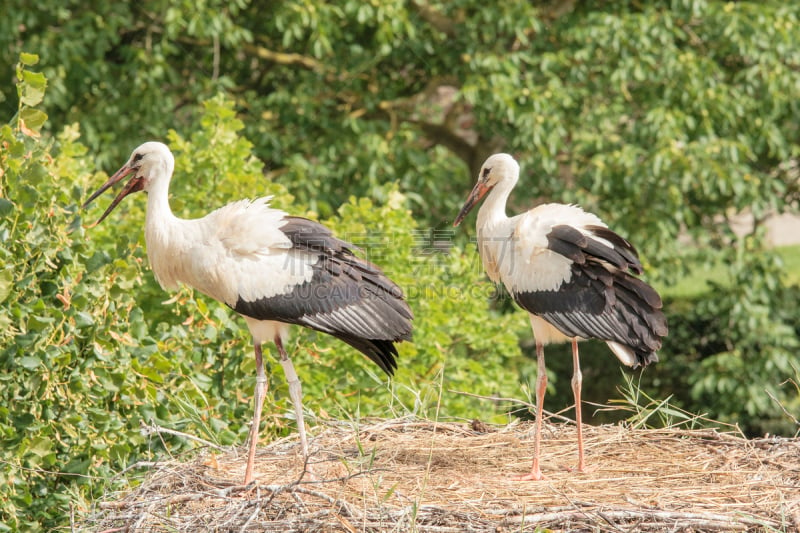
231;216;413;375
513;224;665;367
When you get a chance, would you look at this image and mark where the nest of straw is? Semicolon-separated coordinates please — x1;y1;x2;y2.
87;419;799;532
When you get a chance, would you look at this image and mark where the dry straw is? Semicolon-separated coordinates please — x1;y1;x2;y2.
86;417;799;532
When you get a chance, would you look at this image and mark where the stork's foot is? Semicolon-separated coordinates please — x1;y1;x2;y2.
562;463;593;474
512;467;546;481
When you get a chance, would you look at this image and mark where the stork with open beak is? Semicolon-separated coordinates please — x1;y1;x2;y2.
84;142;413;484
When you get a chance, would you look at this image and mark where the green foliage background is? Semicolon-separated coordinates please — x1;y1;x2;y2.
1;1;799;530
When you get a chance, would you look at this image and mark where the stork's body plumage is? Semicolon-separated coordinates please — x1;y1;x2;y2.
454;153;666;480
84;142;413;484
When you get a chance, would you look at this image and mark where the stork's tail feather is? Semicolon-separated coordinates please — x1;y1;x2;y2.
607;341;660;369
331;333;405;376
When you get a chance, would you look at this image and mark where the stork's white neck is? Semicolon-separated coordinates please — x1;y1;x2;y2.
143;168;182;290
477;172;518;229
144;171;177;231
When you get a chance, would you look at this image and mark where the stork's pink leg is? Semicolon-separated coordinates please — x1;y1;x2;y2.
515;341;547;481
571;338;586;473
244;342;267;484
275;336;310;461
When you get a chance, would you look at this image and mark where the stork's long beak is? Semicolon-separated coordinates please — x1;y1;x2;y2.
453;181;490;227
82;165;144;225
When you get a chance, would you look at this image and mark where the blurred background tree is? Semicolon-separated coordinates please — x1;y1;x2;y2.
2;0;799;529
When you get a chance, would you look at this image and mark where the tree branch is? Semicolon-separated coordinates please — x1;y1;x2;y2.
510;508;780;531
241;42;324;72
409;0;458;38
139;420;228;452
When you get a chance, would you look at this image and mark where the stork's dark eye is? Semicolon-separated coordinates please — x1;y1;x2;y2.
482;167;492;178
133;153;144;163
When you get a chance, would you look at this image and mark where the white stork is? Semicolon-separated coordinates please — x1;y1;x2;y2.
454;153;666;480
83;142;413;484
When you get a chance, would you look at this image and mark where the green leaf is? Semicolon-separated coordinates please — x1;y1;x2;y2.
20;70;47;107
74;312;96;329
0;269;12;304
85;251;111;272
19;52;39;66
29;314;55;329
18;356;41;370
26;436;53;458
22;69;46;89
0;198;14;216
19;108;48;131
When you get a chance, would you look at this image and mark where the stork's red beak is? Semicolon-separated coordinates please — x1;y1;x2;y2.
82;164;144;225
453;181;490;227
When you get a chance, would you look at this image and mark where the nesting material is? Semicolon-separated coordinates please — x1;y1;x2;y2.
87;419;800;532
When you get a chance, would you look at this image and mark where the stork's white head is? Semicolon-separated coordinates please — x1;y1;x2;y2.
125;142;175;190
83;142;175;225
453;153;520;227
